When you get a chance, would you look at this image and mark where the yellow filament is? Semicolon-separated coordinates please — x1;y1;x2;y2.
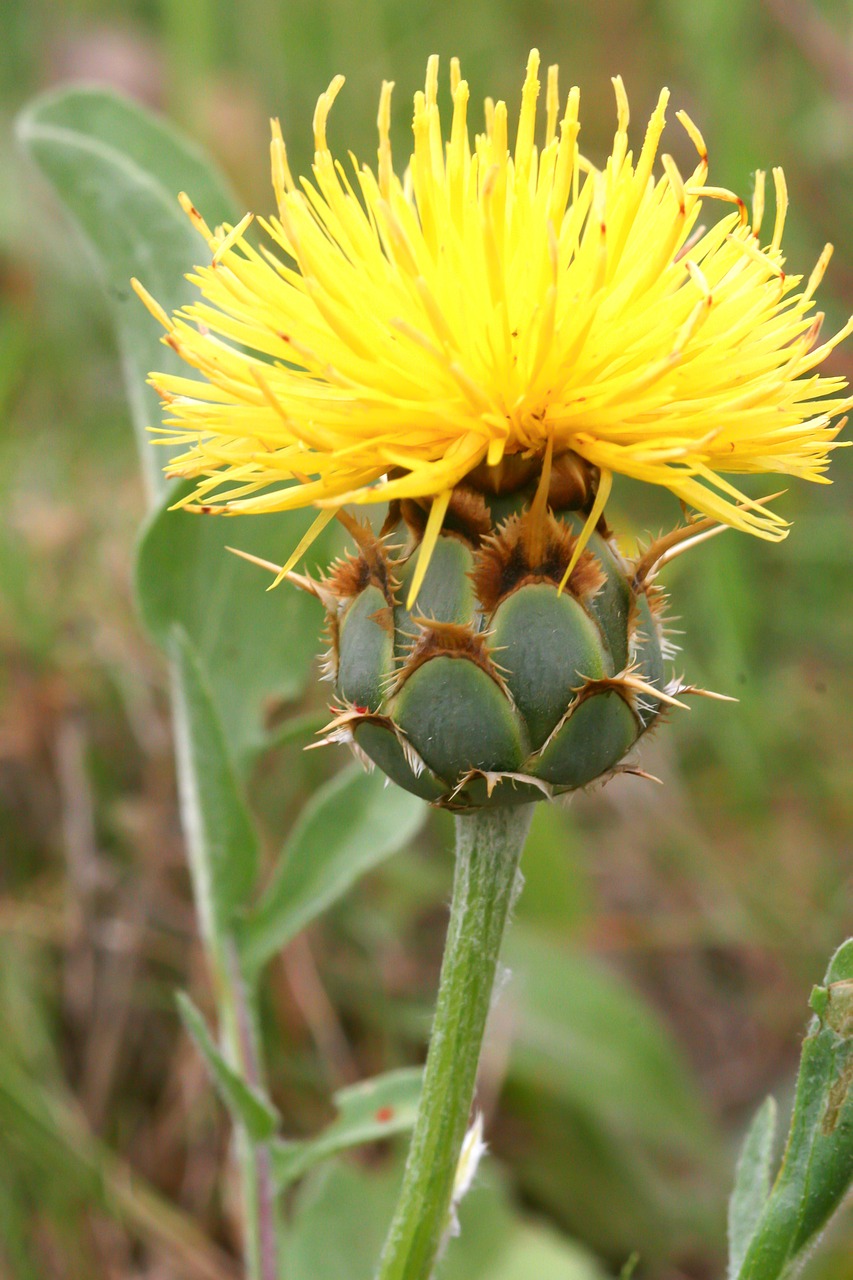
269;508;339;588
137;51;849;581
406;490;452;608
558;469;613;593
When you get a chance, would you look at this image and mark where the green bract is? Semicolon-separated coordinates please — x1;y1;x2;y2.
315;471;669;811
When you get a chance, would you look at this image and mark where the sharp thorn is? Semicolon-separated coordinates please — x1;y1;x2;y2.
633;490;788;585
673;683;739;703
619;766;664;785
226;545;283;575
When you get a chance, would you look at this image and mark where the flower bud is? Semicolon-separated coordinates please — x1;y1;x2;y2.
317;461;668;811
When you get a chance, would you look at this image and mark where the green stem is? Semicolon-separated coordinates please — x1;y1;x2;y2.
226;943;279;1280
377;804;534;1280
190;878;278;1280
214;958;270;1280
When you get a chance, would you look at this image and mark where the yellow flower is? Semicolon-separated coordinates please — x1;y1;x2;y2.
135;49;850;586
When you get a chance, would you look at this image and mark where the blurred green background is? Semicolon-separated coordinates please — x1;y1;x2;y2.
1;1;851;1277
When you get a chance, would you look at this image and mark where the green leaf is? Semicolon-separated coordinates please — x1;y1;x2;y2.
735;939;853;1280
176;993;279;1142
15;86;237;499
272;1068;422;1190
171;627;260;938
240;764;427;976
728;1098;777;1279
17;89;336;758
506;925;715;1143
501;927;721;1265
136;478;336;761
285;1159;606;1280
486;1222;605;1280
823;937;853;994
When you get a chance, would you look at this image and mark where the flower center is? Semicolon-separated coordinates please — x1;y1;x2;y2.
465;449;599;513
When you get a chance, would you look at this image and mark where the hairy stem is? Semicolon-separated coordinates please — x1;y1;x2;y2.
377;804;533;1280
227;944;278;1280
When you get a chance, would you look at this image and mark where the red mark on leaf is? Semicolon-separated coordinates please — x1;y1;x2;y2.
375;1106;395;1124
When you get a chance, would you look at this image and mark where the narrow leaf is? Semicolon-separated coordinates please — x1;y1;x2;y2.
728;1097;777;1279
176;993;279;1143
735;938;853;1280
502;927;719;1262
18;90;336;757
171;628;260;939
136;480;335;762
16;86;236;499
240;765;426;976
272;1068;422;1190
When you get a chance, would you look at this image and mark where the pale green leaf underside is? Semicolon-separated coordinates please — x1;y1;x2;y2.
728;1097;777;1279
170;628;260;937
137;479;337;761
18;89;338;757
16;86;236;500
272;1068;423;1190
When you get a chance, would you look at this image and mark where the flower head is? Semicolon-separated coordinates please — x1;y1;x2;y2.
136;50;850;580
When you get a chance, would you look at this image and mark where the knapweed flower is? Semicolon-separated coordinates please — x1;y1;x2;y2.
136;49;850;594
135;52;850;809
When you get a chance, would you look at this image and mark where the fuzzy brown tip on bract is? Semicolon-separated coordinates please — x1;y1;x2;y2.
390;618;507;694
399;488;492;547
472;511;605;614
626;581;667;646
319;609;341;683
324;522;400;604
644;582;668;618
325;552;374;601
